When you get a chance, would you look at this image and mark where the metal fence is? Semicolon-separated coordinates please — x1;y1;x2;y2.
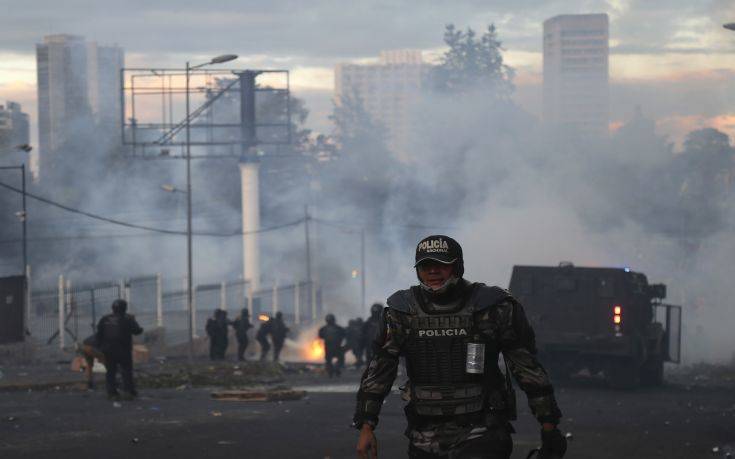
27;274;322;349
29;278;120;348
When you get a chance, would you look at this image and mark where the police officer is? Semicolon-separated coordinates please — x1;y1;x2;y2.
206;309;229;360
318;314;346;377
270;311;290;362
256;315;273;362
96;299;143;401
354;235;567;459
346;317;366;367
232;308;253;361
362;303;383;363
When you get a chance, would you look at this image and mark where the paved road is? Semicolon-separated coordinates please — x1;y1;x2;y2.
0;374;733;458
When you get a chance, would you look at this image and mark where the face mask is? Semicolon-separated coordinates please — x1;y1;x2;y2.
420;275;459;295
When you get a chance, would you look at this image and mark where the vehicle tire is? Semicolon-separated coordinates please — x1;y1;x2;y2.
607;358;640;389
639;356;664;386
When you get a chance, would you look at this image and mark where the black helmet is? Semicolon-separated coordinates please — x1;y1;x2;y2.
241;308;249;317
370;303;383;316
112;299;128;314
414;235;464;278
275;311;283;320
325;313;336;325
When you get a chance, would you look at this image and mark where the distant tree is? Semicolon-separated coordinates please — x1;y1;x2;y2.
683;128;731;155
323;89;401;224
431;24;515;98
667;128;735;242
331;89;388;148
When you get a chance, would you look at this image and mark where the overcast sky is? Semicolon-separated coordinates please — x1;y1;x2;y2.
1;0;735;145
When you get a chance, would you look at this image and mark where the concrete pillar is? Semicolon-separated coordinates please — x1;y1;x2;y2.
309;282;316;323
240;160;260;292
25;265;31;335
65;279;72;317
294;282;300;325
247;282;254;317
220;281;227;311
191;285;197;338
156;273;163;328
58;275;65;349
272;280;278;315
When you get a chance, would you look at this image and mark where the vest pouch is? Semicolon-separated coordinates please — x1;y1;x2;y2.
412;384;484;416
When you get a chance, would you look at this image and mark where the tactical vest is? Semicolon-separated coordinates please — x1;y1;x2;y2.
388;283;511;418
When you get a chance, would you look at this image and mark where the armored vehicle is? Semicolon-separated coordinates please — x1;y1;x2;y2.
509;263;681;388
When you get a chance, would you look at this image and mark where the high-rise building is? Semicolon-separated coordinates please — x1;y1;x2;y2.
0;102;30;149
87;43;125;132
543;14;609;137
334;50;424;157
36;34;124;161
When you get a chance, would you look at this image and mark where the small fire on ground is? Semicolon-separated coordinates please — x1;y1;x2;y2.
305;339;325;361
258;314;270;322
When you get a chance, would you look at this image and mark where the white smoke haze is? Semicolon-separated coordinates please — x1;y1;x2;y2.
356;86;735;365
4;27;731;367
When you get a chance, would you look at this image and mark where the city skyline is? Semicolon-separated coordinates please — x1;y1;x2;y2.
1;1;734;148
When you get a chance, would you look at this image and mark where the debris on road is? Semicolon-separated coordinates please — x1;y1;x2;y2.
668;363;735;389
211;388;306;402
136;361;284;389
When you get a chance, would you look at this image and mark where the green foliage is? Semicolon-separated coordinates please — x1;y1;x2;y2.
431;24;515;98
683;128;731;155
331;89;388;148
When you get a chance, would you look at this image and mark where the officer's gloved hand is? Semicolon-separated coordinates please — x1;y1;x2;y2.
539;427;567;458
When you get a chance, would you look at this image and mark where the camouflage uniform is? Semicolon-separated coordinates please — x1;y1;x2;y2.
353;279;561;458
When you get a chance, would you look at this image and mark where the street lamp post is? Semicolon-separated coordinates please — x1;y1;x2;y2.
183;54;237;361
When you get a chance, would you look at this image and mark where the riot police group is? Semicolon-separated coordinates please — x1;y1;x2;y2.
204;309;290;362
354;235;567;459
314;302;385;378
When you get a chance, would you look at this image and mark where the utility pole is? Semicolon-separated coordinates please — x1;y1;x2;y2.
185;60;194;362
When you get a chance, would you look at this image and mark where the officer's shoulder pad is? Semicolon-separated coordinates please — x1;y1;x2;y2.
386;289;413;313
470;284;513;312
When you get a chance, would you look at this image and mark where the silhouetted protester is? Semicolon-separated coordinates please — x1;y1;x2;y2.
318;314;346;377
256;316;273;361
96;299;143;400
362;303;383;363
270;311;290;362
78;334;105;390
346;318;365;366
206;309;229;360
232;308;253;361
